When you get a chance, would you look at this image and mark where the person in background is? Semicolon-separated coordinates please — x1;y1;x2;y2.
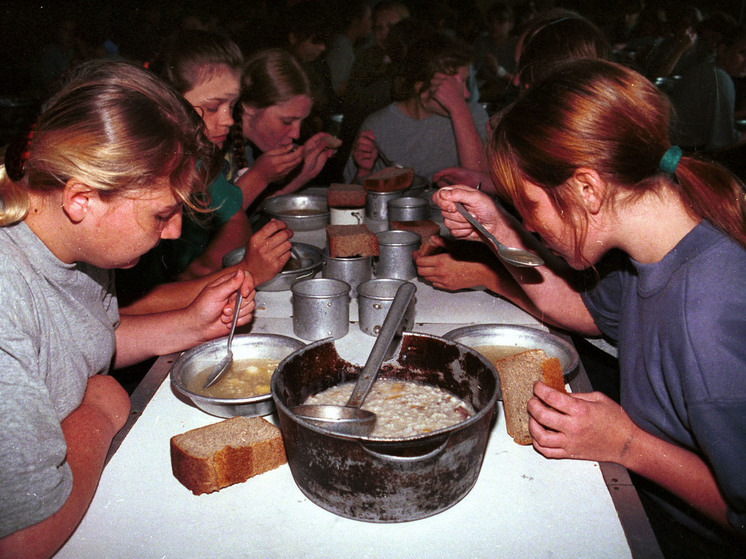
231;49;340;212
670;24;746;152
436;58;746;558
0;59;255;558
472;2;518;102
345;30;489;183
325;0;372;98
117;30;291;308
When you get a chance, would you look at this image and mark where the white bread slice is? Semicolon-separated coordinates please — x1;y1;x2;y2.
495;349;565;445
170;416;286;495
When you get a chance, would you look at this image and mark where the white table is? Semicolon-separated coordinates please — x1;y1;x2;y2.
56;217;661;559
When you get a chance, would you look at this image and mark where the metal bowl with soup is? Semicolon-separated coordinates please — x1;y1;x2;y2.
443;324;579;381
171;333;305;418
262;193;329;231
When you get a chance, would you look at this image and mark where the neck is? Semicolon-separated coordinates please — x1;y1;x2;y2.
24;192;77;264
612;182;701;263
397;98;431;120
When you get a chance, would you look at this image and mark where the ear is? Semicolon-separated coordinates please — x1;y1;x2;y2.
570;167;606;215
61;179;97;224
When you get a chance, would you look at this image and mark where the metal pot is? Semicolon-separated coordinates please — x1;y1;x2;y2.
222;242;322;292
271;332;499;522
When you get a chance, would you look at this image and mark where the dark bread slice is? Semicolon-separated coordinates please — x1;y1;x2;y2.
363;167;414;192
495;349;565;445
327;183;366;208
171;416;286;495
326;224;379;258
390;220;441;250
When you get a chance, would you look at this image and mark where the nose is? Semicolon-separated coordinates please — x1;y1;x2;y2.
218;107;234;128
289;121;301;140
161;211;182;240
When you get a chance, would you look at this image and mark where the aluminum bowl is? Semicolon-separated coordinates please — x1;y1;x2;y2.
263;193;329;231
170;333;305;418
222;242;322;292
443;324;579;375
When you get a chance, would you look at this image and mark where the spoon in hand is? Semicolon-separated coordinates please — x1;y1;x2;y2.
290;281;416;436
455;202;544;267
202;291;243;389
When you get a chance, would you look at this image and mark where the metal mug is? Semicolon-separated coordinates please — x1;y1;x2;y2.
330;206;364;225
366;190;404;221
374;230;421;280
321;249;372;297
357;279;416;336
387;197;428;223
291;278;350;340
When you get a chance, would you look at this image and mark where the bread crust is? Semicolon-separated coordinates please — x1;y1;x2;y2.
363;167;414;192
494;350;565;445
170;417;287;495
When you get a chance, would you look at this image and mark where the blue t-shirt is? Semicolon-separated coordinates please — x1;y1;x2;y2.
582;220;746;540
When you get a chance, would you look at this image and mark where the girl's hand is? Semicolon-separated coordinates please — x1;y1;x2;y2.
295;133;337;185
528;381;639;464
428;72;468;116
241;219;293;285
434;185;502;241
252;144;305;184
187;269;256;341
414;236;494;291
352;130;377;176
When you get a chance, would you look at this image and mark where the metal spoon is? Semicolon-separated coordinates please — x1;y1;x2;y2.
373;142;404;169
291;281;416;436
455;202;544;268
202;291;243;389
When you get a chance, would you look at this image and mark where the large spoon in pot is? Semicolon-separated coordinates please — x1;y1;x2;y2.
290;281;416;436
455;202;544;268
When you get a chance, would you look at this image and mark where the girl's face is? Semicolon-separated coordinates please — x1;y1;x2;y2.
85;178;183;269
289;33;326;63
183;64;240;147
519;181;604;269
373;9;402;48
241;94;313;151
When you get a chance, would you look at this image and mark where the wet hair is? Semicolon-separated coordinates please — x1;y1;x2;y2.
488;59;746;260
231;49;311;168
150;29;244;95
391;31;473;101
516;13;611;88
0;59;219;226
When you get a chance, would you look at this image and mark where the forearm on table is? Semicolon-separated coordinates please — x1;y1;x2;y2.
114;310;203;367
0;400;125;558
622;425;730;529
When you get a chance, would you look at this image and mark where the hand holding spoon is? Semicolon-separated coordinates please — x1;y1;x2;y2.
455;202;543;267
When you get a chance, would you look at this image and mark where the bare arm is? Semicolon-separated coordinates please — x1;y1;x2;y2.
0;375;130;559
529;383;730;528
177;210;252;281
435;186;599;334
430;73;487;173
114;270;255;368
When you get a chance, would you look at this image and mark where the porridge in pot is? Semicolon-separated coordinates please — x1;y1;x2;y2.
304;378;475;438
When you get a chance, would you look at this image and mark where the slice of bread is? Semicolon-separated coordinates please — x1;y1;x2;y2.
363;167;414;192
328;183;366;208
170;416;286;495
326;224;379;258
494;349;565;445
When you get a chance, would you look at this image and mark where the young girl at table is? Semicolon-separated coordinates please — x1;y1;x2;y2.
230;48;340;213
0;60;255;558
435;59;746;557
344;28;490;184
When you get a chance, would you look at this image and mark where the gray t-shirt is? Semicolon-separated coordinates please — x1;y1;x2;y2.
0;221;119;538
343;102;490;182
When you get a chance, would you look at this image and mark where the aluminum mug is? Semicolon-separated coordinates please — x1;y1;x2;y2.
375;230;421;280
387;196;428;223
366;190;404;221
291;278;350;340
321;249;372;297
357;279;416;336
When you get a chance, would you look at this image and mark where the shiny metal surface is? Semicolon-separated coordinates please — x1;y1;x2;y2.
263;193;329;231
222;243;322;292
443;323;580;375
170;333;305;418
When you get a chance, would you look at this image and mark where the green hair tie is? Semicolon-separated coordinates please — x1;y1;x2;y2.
659;145;682;175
